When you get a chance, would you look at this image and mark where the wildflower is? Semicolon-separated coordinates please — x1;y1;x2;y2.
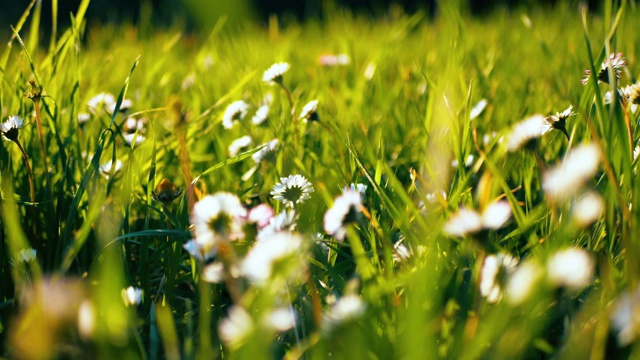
470;99;488;120
263;62;290;84
183;239;217;262
546;248;594;290
264;307;296;332
191;193;247;249
542;143;600;201
480;252;519;303
623;83;640;105
0;115;25;142
271;174;314;208
299;100;320;122
218;306;254;350
247;204;274;229
122;286;143;306
222;100;249;129
544;105;575;140
322;295;366;332
241;231;306;285
343;183;368;199
99;159;123;178
87;92;116;112
451;154;475;168
152;178;183;204
506;261;543;305
257;210;297;241
228;135;253;157
506;114;547;152
611;284;640;346
108;98;132;114
252;139;279;164
324;190;362;241
581;52;626;85
251;104;270;125
123;133;146;146
202;262;225;283
13;248;37;264
318;53;350;66
78;113;91;124
572;191;604;228
443;200;512;237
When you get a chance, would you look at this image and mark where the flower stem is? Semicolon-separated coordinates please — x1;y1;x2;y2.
14;139;35;204
32;98;53;200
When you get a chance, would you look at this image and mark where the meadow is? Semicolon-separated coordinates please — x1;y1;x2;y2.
1;0;640;358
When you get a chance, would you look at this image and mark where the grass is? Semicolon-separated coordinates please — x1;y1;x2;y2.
1;0;640;358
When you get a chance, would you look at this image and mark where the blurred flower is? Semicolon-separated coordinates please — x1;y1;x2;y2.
443;200;512;237
506;261;543;305
77;300;96;340
299;100;320;122
222;100;249;129
393;241;412;263
581;52;626;85
122;286;143;306
546;248;594;290
99;159;123;178
252;139;279;164
506;114;547;152
218;306;254;350
110;98;132;114
572;191;604;228
0;115;25;142
343;183;368;199
123;133;145;146
202;262;225;283
191;193;247;250
183;239;217;262
251;104;270;126
480;252;518;303
152;178;183;204
12;248;37;264
247;204;274;229
241;231;306;285
542;143;600;201
263;62;290;84
87;92;116;112
621;83;640;107
78;112;91;124
257;210;297;241
470;99;488;120
319;53;350;66
451;154;475;168
264;307;296;332
324;189;362;241
228;135;253;157
271;174;314;208
611;284;640;346
544;105;575;140
322;295;366;333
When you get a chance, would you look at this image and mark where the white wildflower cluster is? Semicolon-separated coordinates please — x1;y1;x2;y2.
121;116;148;146
81;92;133;124
443;200;512;237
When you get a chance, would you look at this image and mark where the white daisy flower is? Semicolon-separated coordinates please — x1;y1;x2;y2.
470;99;488;120
443;200;512;237
506;261;543;305
251;104;270;125
0;115;25;142
257;210;297;241
183;239;217;262
191;193;247;249
252;139;279;164
78;112;91;124
506;114;547;152
542;143;601;201
108;98;132;114
218;306;254;350
99;159;123;178
324;190;362;241
271;174;314;208
318;53;350;66
228;135;253;157
122;286;143;307
611;284;640;346
546;248;594;290
222;100;249;129
264;307;296;332
299;100;319;121
480;252;519;303
581;52;626;85
451;154;475;168
247;204;274;229
322;295;366;333
544;105;575;140
262;62;290;83
87;92;116;112
241;231;306;285
572;191;604;228
202;262;225;283
123;133;145;146
343;183;368;199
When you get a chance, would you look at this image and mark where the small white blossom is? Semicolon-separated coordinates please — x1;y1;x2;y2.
271;174;314;208
0;115;25;142
443;200;512;237
122;286;143;306
263;62;290;83
506;114;547;152
264;307;296;332
242;231;306;285
319;53;350;67
191;193;247;250
228;136;253;157
202;262;225;283
572;191;604;228
322;295;366;332
543;143;601;201
183;239;217;262
546;248;594;290
218;306;254;350
299;100;319;121
222;100;249;129
99;159;123;178
248;204;274;229
480;252;518;303
324;190;362;241
252;139;279;164
611;284;640;346
257;210;297;241
506;261;543;305
251;104;270;125
470;99;488;120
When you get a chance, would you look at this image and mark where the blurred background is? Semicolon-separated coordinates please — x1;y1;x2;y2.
0;0;603;34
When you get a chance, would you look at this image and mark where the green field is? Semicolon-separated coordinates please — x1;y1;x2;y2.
2;0;640;358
